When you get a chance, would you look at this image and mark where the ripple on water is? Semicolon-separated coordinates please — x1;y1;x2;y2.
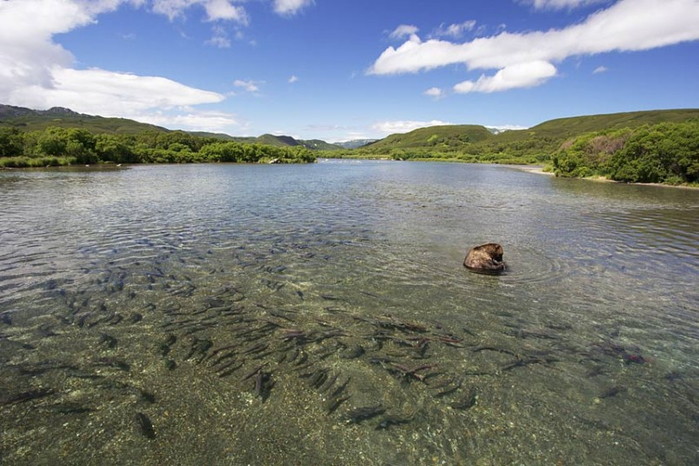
0;163;698;465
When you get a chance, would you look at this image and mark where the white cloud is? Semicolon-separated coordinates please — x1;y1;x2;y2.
520;0;610;10
273;0;314;16
203;0;247;23
288;75;299;83
424;87;444;98
0;0;91;96
134;109;241;132
372;120;453;136
485;124;529;133
389;25;419;40
593;65;608;74
206;25;231;47
150;0;248;23
454;61;557;93
233;79;260;92
9;67;224;114
0;0;234;131
433;21;476;38
370;0;699;93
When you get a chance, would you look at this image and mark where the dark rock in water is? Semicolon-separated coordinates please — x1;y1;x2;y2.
463;243;506;274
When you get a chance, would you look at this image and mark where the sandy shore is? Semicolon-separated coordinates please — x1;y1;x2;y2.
501;164;555;176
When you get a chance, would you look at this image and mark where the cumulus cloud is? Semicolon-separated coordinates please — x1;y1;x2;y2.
519;0;610;10
454;61;557;93
206;25;231;48
424;87;444;98
485;124;529;132
150;0;248;23
288;75;299;83
273;0;314;16
370;0;699;93
389;25;419;40
203;0;247;22
233;79;264;93
372;120;453;136
0;0;240;132
135;109;241;132
9;67;224;114
432;21;477;39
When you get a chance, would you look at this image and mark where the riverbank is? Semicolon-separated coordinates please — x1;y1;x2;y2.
505;164;699;189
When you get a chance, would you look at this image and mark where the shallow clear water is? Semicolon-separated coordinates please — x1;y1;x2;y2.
0;161;697;465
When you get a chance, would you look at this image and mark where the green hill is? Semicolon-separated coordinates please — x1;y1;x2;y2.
0;104;341;150
253;134;342;151
489;109;699;146
0;104;168;134
300;139;343;151
338;109;699;164
365;125;493;151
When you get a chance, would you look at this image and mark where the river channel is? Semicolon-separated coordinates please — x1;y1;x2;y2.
0;160;697;465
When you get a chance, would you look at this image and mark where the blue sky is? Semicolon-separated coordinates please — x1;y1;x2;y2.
1;0;698;142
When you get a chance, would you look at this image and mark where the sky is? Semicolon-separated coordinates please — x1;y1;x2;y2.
1;0;699;142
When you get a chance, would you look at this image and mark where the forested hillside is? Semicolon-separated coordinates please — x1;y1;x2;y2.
0;126;316;167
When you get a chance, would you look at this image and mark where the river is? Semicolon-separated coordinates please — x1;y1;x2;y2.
1;160;697;465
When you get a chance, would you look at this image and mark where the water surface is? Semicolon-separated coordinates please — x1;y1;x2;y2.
1;161;697;465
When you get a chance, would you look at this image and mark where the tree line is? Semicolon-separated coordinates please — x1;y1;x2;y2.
0;127;316;167
551;121;699;185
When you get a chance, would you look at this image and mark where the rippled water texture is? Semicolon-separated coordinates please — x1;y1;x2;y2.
1;161;698;465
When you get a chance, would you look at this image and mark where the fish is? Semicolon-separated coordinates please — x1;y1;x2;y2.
135;412;156;439
599;386;627;399
347;405;386;424
375;415;412;430
326;395;350;415
1;388;55;406
99;333;118;349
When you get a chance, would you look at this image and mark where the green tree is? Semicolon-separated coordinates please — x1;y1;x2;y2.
0;127;25;157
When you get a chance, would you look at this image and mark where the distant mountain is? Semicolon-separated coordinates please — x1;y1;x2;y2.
0;104;341;150
0;104;169;134
300;139;343;151
187;131;238;141
335;139;378;149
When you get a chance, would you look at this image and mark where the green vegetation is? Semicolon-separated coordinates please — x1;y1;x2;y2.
322;109;699;185
552;122;699;185
0;104;341;151
0;126;316;167
3;105;698;185
0;105;168;135
365;125;492;151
